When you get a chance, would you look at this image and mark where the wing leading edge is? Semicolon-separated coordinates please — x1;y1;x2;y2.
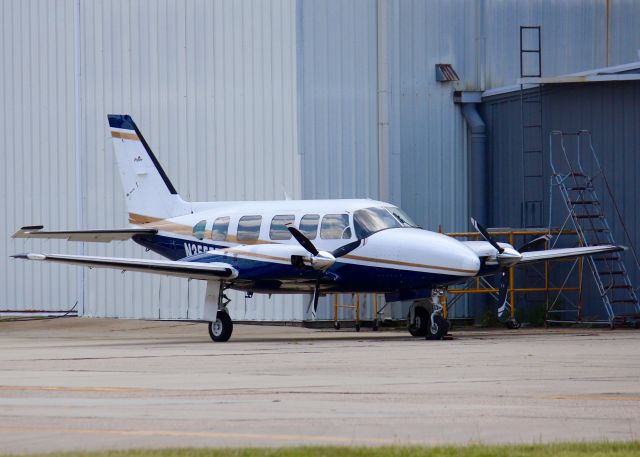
518;244;625;264
12;253;237;280
12;226;158;242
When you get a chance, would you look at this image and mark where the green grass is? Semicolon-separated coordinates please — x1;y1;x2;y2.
7;442;640;457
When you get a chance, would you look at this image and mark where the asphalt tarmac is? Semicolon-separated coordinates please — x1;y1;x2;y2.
1;318;639;454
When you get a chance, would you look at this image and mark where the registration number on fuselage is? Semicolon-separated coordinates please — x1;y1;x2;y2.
184;242;209;256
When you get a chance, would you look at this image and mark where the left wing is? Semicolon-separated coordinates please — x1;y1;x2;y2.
12;253;237;280
518;244;624;265
12;226;158;242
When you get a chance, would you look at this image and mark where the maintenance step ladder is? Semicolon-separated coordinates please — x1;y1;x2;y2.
549;131;640;327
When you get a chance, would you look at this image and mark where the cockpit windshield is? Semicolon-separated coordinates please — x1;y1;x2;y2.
353;206;417;239
384;206;418;228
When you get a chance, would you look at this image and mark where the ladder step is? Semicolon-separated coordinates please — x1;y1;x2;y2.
610;285;632;289
567;186;589;191
611;299;639;304
569;200;598;205
597;271;625;275
566;172;586;177
575;214;602;219
584;228;609;233
593;256;621;261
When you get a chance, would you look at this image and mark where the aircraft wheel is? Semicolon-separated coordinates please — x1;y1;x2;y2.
372;320;379;331
505;319;520;330
208;311;233;342
334;322;341;330
426;315;449;340
355;323;361;332
408;307;429;337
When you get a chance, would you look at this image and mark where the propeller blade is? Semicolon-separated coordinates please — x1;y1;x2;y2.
313;279;321;313
518;234;552;252
496;268;511;323
470;218;504;254
331;240;362;258
287;226;319;256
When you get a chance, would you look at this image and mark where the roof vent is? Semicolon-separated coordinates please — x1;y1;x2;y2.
435;64;459;82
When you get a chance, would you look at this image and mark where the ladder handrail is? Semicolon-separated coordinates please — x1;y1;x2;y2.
548;130;639;322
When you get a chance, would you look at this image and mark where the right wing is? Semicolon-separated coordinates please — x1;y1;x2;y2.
518;244;625;265
12;226;157;242
12;253;237;280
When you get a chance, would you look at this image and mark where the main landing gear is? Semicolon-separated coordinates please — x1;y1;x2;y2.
407;288;450;340
208;311;233;342
205;281;234;342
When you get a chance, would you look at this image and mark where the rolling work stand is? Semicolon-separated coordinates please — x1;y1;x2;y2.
548;131;640;327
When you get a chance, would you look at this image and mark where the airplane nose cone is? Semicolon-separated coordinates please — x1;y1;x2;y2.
417;231;480;276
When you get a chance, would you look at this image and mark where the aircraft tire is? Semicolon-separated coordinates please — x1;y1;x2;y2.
208;311;233;342
408;307;429;337
426;314;448;340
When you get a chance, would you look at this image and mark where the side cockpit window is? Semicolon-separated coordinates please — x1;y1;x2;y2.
237;215;262;241
353;207;401;239
211;216;230;241
320;214;351;240
270;215;295;240
192;220;207;240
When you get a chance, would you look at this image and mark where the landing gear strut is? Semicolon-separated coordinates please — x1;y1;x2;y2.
426;288;449;340
205;281;234;342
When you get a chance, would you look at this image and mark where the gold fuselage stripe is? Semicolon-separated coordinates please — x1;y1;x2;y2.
128;212;475;275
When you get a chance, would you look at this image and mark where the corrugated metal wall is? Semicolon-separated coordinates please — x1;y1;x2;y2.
4;0;640;321
80;0;301;321
3;0;303;320
483;0;640;88
1;0;79;311
483;81;640;318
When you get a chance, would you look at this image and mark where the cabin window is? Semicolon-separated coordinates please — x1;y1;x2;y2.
211;216;230;241
192;220;207;240
320;214;351;240
353;207;401;239
237;215;262;241
299;214;319;240
269;215;295;240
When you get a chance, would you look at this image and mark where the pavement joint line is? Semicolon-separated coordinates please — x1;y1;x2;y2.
0;426;395;445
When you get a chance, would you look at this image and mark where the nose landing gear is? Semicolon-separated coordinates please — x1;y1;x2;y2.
407;288;450;340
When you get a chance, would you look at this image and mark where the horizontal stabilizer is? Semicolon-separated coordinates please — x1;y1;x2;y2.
519;244;625;265
12;226;158;242
11;253;237;280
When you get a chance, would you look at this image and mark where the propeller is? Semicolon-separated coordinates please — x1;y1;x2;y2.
470;218;523;324
287;225;363;316
470;218;504;254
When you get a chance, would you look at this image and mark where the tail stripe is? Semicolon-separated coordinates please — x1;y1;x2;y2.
129;118;178;195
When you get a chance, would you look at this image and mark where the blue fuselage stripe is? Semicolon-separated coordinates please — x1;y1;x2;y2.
132;234;463;293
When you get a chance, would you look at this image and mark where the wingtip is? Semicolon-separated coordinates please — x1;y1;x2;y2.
11;253;46;260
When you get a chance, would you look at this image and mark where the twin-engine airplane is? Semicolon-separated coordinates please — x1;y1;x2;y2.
12;115;623;341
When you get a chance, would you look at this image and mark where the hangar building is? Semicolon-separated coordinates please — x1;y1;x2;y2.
2;0;639;323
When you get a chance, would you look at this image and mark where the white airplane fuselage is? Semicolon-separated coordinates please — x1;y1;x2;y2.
128;198;481;295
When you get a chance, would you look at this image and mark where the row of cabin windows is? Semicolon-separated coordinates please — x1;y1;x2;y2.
192;214;352;242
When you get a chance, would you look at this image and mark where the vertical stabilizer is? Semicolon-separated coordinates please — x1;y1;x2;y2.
108;114;189;222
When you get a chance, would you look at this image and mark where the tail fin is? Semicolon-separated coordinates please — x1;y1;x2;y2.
108;115;189;222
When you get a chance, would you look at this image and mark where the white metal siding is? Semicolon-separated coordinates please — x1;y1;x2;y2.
2;0;303;320
1;0;79;312
79;0;301;320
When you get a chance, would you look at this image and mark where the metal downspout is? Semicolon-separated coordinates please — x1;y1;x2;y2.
461;103;487;225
